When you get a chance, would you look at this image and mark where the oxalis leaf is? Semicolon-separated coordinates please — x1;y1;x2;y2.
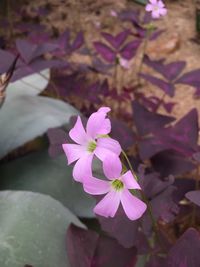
6;69;50;100
0;150;96;218
0;190;85;267
0;95;79;159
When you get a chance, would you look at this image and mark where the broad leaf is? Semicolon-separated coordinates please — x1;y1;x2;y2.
0;191;84;267
0;95;79;159
0;150;96;217
6;69;50;100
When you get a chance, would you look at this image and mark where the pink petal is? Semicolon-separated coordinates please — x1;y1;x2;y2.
96;137;121;156
145;4;153;12
160;7;167;16
102;153;122;180
149;0;157;4
69;116;89;145
98;107;111;113
83;177;110;195
158;0;164;8
121;170;141;190
94;190;120;218
86;110;111;139
152;10;161;19
72;153;93;182
120;189;147;220
62;144;86;164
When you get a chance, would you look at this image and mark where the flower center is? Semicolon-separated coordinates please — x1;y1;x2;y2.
112;179;124;191
87;141;97;152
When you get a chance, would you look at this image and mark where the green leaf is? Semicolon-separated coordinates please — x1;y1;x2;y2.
0;150;96;218
6;69;50;100
0;190;85;267
0;95;79;159
131;0;147;5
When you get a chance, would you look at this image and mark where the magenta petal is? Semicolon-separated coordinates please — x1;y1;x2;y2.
121;171;141;190
73;153;93;182
83;177;110;195
86;111;111;139
69;116;89;145
94;190;120;218
62;144;86;164
98;107;111;113
120;189;147;220
145;4;153;11
101;153;122;180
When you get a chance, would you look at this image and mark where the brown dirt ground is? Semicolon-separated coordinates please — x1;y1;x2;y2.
23;0;200;128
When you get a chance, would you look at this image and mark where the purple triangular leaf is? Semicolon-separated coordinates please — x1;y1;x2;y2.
16;39;58;63
0;49;16;73
71;31;84;51
165;228;200;267
185;190;200;207
132;101;175;136
140;73;175;96
164;61;186;81
151;150;195;176
120;39;141;60
176;69;200;87
93;42;116;63
101;30;130;49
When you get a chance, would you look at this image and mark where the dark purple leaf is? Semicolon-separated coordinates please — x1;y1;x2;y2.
120;40;141;60
176;69;200;87
140;73;175;96
67;224;98;267
71;31;84;51
67;224;137;267
16;39;58;63
139;171;174;199
173;178;196;203
132;101;175;136
47;127;69;158
110;118;136;150
143;56;186;81
98;206;149;250
165;228;200;267
93;42;116;63
57;30;71;52
163;102;176;113
185;190;200;207
145;256;166;267
193;152;200;162
0;49;16;74
11;59;67;82
150;186;179;222
149;29;165;41
91;57;113;74
194;87;200;97
101;30;130;49
151;151;195;176
119;9;140;24
163;61;186;81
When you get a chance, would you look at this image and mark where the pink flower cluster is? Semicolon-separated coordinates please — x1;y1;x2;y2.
145;0;167;19
62;107;147;220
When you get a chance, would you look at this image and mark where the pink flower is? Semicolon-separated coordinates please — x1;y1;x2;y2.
83;154;147;220
118;57;131;69
145;0;167;19
110;10;118;17
62;107;121;182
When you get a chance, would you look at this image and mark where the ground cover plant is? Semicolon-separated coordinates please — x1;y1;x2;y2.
0;0;200;266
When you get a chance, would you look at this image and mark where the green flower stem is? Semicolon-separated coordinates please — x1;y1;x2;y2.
121;149;165;251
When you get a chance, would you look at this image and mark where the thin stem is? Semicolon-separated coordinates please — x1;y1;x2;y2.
121;149;166;251
137;28;151;86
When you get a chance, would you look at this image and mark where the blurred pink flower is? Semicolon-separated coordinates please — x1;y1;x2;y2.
145;0;167;19
83;154;147;220
119;57;131;69
110;10;118;17
62;107;121;182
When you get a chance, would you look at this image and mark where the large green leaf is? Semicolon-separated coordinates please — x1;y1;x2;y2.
0;190;85;267
0;95;79;159
6;69;50;100
0;150;96;218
